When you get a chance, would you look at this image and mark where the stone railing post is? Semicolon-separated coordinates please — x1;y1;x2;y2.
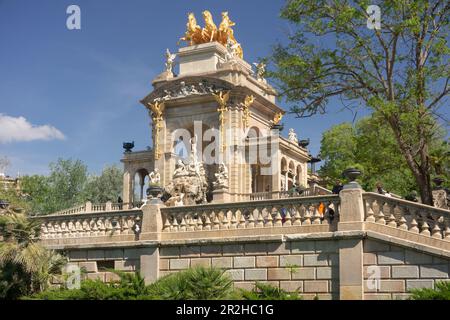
105;201;112;211
138;199;163;284
85;201;92;213
338;169;365;300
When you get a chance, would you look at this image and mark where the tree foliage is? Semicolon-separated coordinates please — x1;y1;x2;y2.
0;213;66;299
319;116;418;195
81;165;123;203
20;159;123;215
268;0;449;204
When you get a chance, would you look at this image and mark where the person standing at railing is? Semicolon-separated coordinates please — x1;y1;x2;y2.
332;180;343;194
117;196;123;210
375;182;387;195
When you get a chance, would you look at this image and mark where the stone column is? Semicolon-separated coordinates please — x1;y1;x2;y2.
270;133;281;199
338;183;365;300
122;170;133;206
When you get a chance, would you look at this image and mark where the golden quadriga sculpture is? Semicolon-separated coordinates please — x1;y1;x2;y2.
180;11;243;59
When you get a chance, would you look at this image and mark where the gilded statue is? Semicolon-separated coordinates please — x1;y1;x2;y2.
241;94;254;128
213;91;230;152
273;112;283;125
179;12;203;45
212;90;230;107
148;101;165;122
147;101;165;159
202;10;217;42
179;10;243;58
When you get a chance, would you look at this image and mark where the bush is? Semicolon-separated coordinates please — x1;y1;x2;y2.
237;282;302;300
29;271;152;300
28;267;303;300
409;281;450;300
148;266;233;300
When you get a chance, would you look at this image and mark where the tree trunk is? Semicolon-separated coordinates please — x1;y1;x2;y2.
387;118;434;206
413;167;433;205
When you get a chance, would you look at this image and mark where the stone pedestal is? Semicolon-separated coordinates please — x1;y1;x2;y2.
212;188;230;203
338;185;365;300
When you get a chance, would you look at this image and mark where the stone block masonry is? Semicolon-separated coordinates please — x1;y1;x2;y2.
159;239;340;299
363;240;450;299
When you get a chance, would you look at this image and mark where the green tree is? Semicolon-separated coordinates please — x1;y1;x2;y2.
80;165;123;203
0;213;66;299
21;159;88;215
268;0;449;204
319;116;417;196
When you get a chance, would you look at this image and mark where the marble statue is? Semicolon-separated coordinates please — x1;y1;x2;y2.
148;168;161;184
288;128;298;144
165;49;176;73
173;160;187;178
213;162;229;189
253;62;267;83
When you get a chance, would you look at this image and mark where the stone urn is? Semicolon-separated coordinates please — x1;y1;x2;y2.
122;141;134;153
342;168;362;189
432;177;444;189
298;139;310;148
271;123;284;132
146;184;164;203
342;168;362;182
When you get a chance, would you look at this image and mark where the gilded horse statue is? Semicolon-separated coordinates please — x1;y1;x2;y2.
201;10;217;42
179;12;202;45
179;10;243;58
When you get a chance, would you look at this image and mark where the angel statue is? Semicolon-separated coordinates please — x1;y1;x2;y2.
148;168;161;185
253;62;267;83
165;49;176;74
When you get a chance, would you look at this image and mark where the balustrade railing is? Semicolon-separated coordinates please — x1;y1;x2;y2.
48;201;135;216
363;192;450;241
160;195;340;233
38;210;142;239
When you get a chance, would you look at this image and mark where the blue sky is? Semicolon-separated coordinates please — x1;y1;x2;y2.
0;0;369;176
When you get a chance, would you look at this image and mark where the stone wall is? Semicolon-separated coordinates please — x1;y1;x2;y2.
66;248;144;283
363;239;450;300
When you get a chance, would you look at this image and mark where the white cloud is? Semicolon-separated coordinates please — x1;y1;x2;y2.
0;114;66;143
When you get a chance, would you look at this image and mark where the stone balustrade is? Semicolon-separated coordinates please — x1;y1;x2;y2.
160;195;340;233
48;201;136;216
37;186;450;300
38;210;142;240
363;192;450;240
